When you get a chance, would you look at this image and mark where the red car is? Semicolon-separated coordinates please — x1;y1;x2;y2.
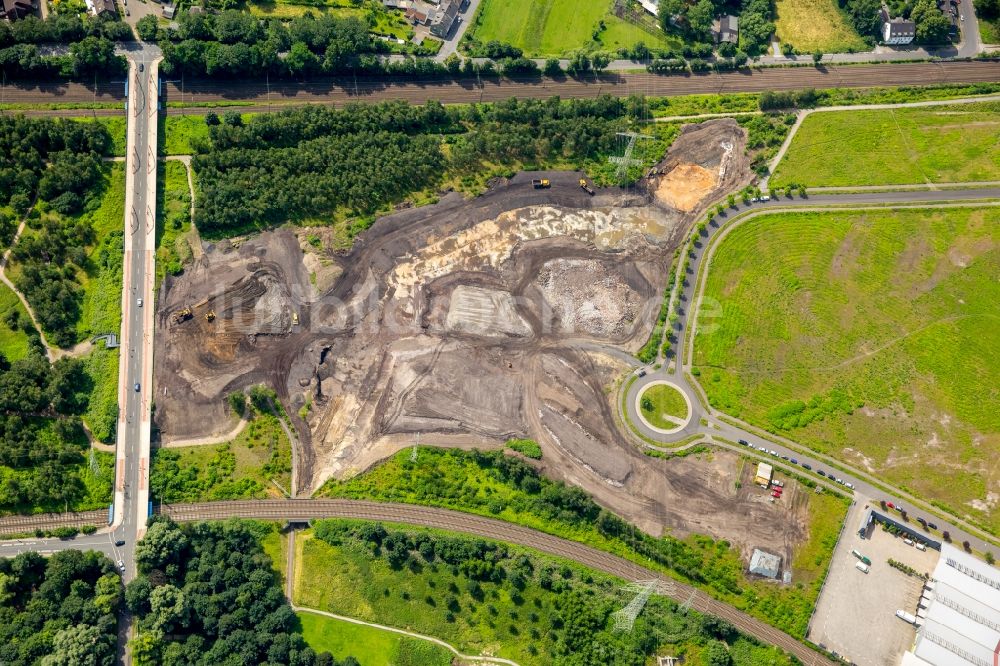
772;490;782;498
886;501;895;509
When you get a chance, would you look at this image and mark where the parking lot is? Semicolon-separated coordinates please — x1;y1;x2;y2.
807;498;940;666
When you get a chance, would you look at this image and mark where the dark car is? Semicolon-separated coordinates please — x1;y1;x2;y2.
738;439;749;445
817;470;827;477
115;540;125;547
802;463;812;470
928;523;938;530
790;458;798;464
139;63;144;72
134;383;140;392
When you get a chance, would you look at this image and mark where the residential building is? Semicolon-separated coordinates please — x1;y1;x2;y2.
712;15;739;44
749;549;781;579
84;0;117;17
162;3;175;18
0;0;35;21
405;6;429;25
880;5;916;44
428;0;459;38
637;0;658;16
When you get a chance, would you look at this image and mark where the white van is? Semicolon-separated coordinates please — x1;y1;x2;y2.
904;538;914;546
855;561;870;574
915;543;927;551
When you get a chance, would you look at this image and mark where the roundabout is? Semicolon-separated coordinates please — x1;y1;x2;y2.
631;379;693;435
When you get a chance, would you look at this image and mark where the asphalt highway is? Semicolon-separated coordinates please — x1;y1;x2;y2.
2;60;999;109
107;51;158;585
623;188;1000;557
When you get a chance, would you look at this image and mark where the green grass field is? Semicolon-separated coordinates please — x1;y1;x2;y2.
163;115;211;155
467;0;677;56
774;0;867;53
771;102;1000;187
77;163;125;342
980;17;999;44
150;409;292;502
155;161;195;285
298;612;453;666
640;383;690;427
320;446;849;638
694;207;1000;532
0;284;33;361
295;522;798;666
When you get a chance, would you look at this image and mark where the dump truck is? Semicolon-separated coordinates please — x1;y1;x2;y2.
579;179;595;195
531;179;550;189
171;307;193;324
205;311;216;322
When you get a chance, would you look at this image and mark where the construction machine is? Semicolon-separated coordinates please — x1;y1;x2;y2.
579;179;595;195
531;178;551;189
171;307;193;324
205;311;216;322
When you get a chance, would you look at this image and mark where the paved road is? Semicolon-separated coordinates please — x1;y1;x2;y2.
623;188;1000;556
109;48;160;584
3;61;999;109
160;499;838;666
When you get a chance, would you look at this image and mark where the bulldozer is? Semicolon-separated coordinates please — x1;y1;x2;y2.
171;307;193;325
205;311;216;322
579;178;595;195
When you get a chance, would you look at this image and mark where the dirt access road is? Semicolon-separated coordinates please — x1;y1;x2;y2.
3;61;999;109
153;120;817;563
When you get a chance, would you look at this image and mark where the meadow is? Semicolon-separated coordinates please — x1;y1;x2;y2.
694;207;1000;532
298;612;453;666
320;446;849;638
773;0;867;53
771;102;1000;187
150;403;292;502
294;520;799;666
467;0;677;56
155;160;195;285
640;383;689;427
0;285;32;361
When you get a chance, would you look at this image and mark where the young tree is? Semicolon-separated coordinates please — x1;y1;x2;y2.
812;50;823;64
543;58;562;76
591;51;611;72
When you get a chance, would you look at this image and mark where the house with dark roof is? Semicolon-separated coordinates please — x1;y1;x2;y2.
0;0;35;21
428;0;459;38
712;15;738;44
84;0;117;17
880;5;915;44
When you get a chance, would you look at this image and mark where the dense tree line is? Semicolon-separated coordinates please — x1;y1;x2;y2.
0;14;128;79
0;351;96;510
194;96;636;236
126;518;352;665
0;116;111;346
0;550;119;665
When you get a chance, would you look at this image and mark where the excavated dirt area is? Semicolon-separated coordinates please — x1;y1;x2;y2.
154;120;806;556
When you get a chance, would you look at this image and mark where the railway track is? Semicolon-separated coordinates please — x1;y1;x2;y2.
2;61;999;111
162;499;837;666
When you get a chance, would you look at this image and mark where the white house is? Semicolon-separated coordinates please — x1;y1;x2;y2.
880;6;916;44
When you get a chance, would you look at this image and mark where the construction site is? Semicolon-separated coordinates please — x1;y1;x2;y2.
153;119;814;560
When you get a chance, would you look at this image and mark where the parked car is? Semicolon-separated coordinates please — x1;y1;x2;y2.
759;446;767;452
738;439;749;445
855;561;870;574
772;490;782;498
845;482;855;489
836;478;845;485
781;455;789;460
886;501;895;509
817;470;826;477
769;450;778;456
790;458;798;464
802;464;812;470
916;543;927;551
928;522;938;530
773;480;784;488
760;195;771;201
904;538;914;546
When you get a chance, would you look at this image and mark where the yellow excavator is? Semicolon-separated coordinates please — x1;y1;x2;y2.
171;307;193;324
205;311;216;322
